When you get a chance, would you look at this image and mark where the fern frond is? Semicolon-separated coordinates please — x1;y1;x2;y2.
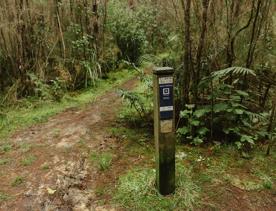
212;67;256;79
244;111;268;123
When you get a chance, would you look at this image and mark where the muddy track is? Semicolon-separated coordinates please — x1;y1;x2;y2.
0;76;140;211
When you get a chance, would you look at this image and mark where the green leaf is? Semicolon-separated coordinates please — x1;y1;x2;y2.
211;67;256;79
187;136;193;140
235;141;242;149
226;108;233;113
231;103;247;109
241;119;252;128
241;152;251;159
240;135;255;145
256;131;269;138
197;127;209;136
236;90;249;97
180;110;191;118
185;104;195;109
191;120;200;126
213;103;228;113
230;95;241;101
194;108;210;118
224;127;240;135
234;109;244;115
177;127;189;136
193;137;203;145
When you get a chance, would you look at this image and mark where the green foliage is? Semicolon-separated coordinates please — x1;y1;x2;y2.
119;66;153;123
11;176;24;187
261;175;273;190
41;163;50;170
0;192;9;202
119;89;148;121
0;69;135;140
49;78;67;101
108;1;150;63
0;158;9;165
1;143;12;153
90;152;113;171
114;166;199;210
178;67;268;149
177;104;210;145
211;66;256;80
67;23;101;88
28;73;66;101
21;155;36;166
19;143;32;153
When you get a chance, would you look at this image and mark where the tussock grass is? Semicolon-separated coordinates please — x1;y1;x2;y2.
90;152;113;171
114;165;200;210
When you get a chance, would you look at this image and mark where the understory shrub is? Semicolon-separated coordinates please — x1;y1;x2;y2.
108;1;152;64
119;66;153;124
177;67;269;150
66;23;101;89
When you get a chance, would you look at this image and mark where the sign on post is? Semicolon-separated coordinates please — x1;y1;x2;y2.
153;67;175;195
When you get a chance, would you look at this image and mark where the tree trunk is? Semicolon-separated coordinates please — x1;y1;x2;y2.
180;0;192;107
194;0;209;104
92;0;99;57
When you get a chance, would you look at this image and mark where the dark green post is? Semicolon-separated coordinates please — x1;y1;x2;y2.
153;67;175;195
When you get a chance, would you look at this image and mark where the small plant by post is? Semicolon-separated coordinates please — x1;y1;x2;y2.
153;67;175;195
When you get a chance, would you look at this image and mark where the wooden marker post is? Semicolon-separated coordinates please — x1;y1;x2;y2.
153;67;175;195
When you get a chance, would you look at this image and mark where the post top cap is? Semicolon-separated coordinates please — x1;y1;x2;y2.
153;67;174;75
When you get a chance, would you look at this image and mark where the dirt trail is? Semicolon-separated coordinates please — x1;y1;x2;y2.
0;76;139;211
1;74;275;211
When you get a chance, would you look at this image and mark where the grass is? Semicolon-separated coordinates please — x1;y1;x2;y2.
11;176;24;187
41;163;50;170
19;143;32;153
109;126;151;143
21;155;36;166
95;186;106;197
111;142;275;210
0;191;9;202
77;139;88;149
90;152;113;171
111;109;276;209
260;175;273;190
0;158;9;165
0;143;12;153
109;71;276;210
108;126;154;158
0;69;136;141
113;165;200;210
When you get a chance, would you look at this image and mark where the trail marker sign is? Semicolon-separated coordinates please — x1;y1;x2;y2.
153;67;175;195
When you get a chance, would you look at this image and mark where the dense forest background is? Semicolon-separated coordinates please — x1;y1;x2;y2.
0;0;275;151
